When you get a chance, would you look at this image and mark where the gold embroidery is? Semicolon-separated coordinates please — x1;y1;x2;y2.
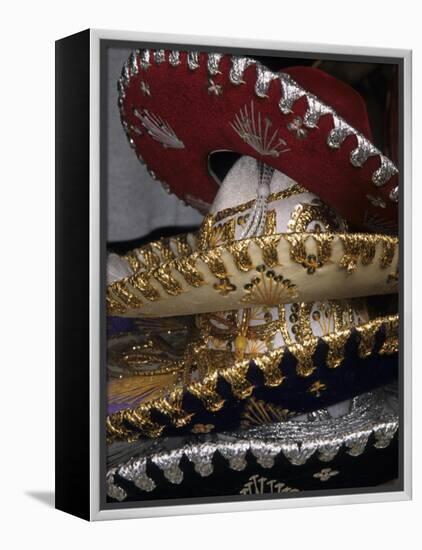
261;235;280;267
241;266;298;306
123;251;142;273
188;371;225;412
213;278;237;296
152;238;176;262
339;235;376;274
379;316;399;355
356;322;378;358
154;265;183;296
130;272;160;301
285;233;333;274
214;184;306;223
152;387;193;427
139;244;161;269
264;209;277;235
175;233;192;256
240;396;292;428
110;282;144;310
197;214;214;251
200;249;228;279
290;302;318;377
308;380;327;397
209;218;236;247
220;358;254;399
253;350;285;386
229;240;253;271
174;257;204;287
125;406;164;438
287;200;345;233
106;315;399;443
380;237;397;269
106;294;126;315
323;331;350;369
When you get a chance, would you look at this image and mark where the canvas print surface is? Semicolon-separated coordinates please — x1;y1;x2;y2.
104;46;399;506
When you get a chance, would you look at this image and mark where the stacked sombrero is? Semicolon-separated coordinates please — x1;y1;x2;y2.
106;49;399;502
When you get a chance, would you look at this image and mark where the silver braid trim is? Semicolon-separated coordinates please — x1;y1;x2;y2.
106;387;398;499
117;50;399;204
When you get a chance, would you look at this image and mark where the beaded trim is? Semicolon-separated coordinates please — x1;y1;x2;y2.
118;49;398;206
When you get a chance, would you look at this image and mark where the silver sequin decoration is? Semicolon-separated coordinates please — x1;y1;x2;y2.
139;49;151;70
154;49;165;64
373;157;399;187
118;457;155;492
303;95;334;128
389;185;399;203
106;469;127;501
117;78;126;99
255;63;278;98
207;53;223;75
152;450;184;484
185;442;216;477
129;51;138;76
279;73;306;114
350;135;379;167
229;56;256;85
106;387;398;498
168;50;181;66
187;51;200;70
327;116;354;148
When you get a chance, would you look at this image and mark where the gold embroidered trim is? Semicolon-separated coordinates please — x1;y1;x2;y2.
229;240;253;271
287;200;346;233
106;233;399;316
220;358;254;399
154;265;183;296
261;235;280;267
200;249;228;279
379;316;399;354
339;235;376;274
152;238;176;262
106;314;398;442
240;396;292;428
139;244;161;269
106;294;126;315
197;214;214;251
110;281;144;310
188;371;225;412
323;331;350;369
254;350;285;386
380;237;397;269
241;266;298;306
123;251;143;273
175;233;192;256
130;272;160;301
285;233;333;274
264;209;277;235
174;257;204;287
213;183;307;222
356;323;378;358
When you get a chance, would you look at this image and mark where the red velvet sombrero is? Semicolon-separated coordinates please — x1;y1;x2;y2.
118;49;398;232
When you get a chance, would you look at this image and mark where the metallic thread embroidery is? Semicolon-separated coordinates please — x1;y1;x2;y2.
231;101;289;158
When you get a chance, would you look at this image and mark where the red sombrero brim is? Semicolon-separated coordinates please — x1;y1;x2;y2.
118;50;398;232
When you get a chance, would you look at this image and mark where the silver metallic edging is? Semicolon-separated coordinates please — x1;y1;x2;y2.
116;49;399;208
106;388;398;500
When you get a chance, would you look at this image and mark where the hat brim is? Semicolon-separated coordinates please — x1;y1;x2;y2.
106;386;398;502
107;231;398;318
106;312;398;442
118;50;398;230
